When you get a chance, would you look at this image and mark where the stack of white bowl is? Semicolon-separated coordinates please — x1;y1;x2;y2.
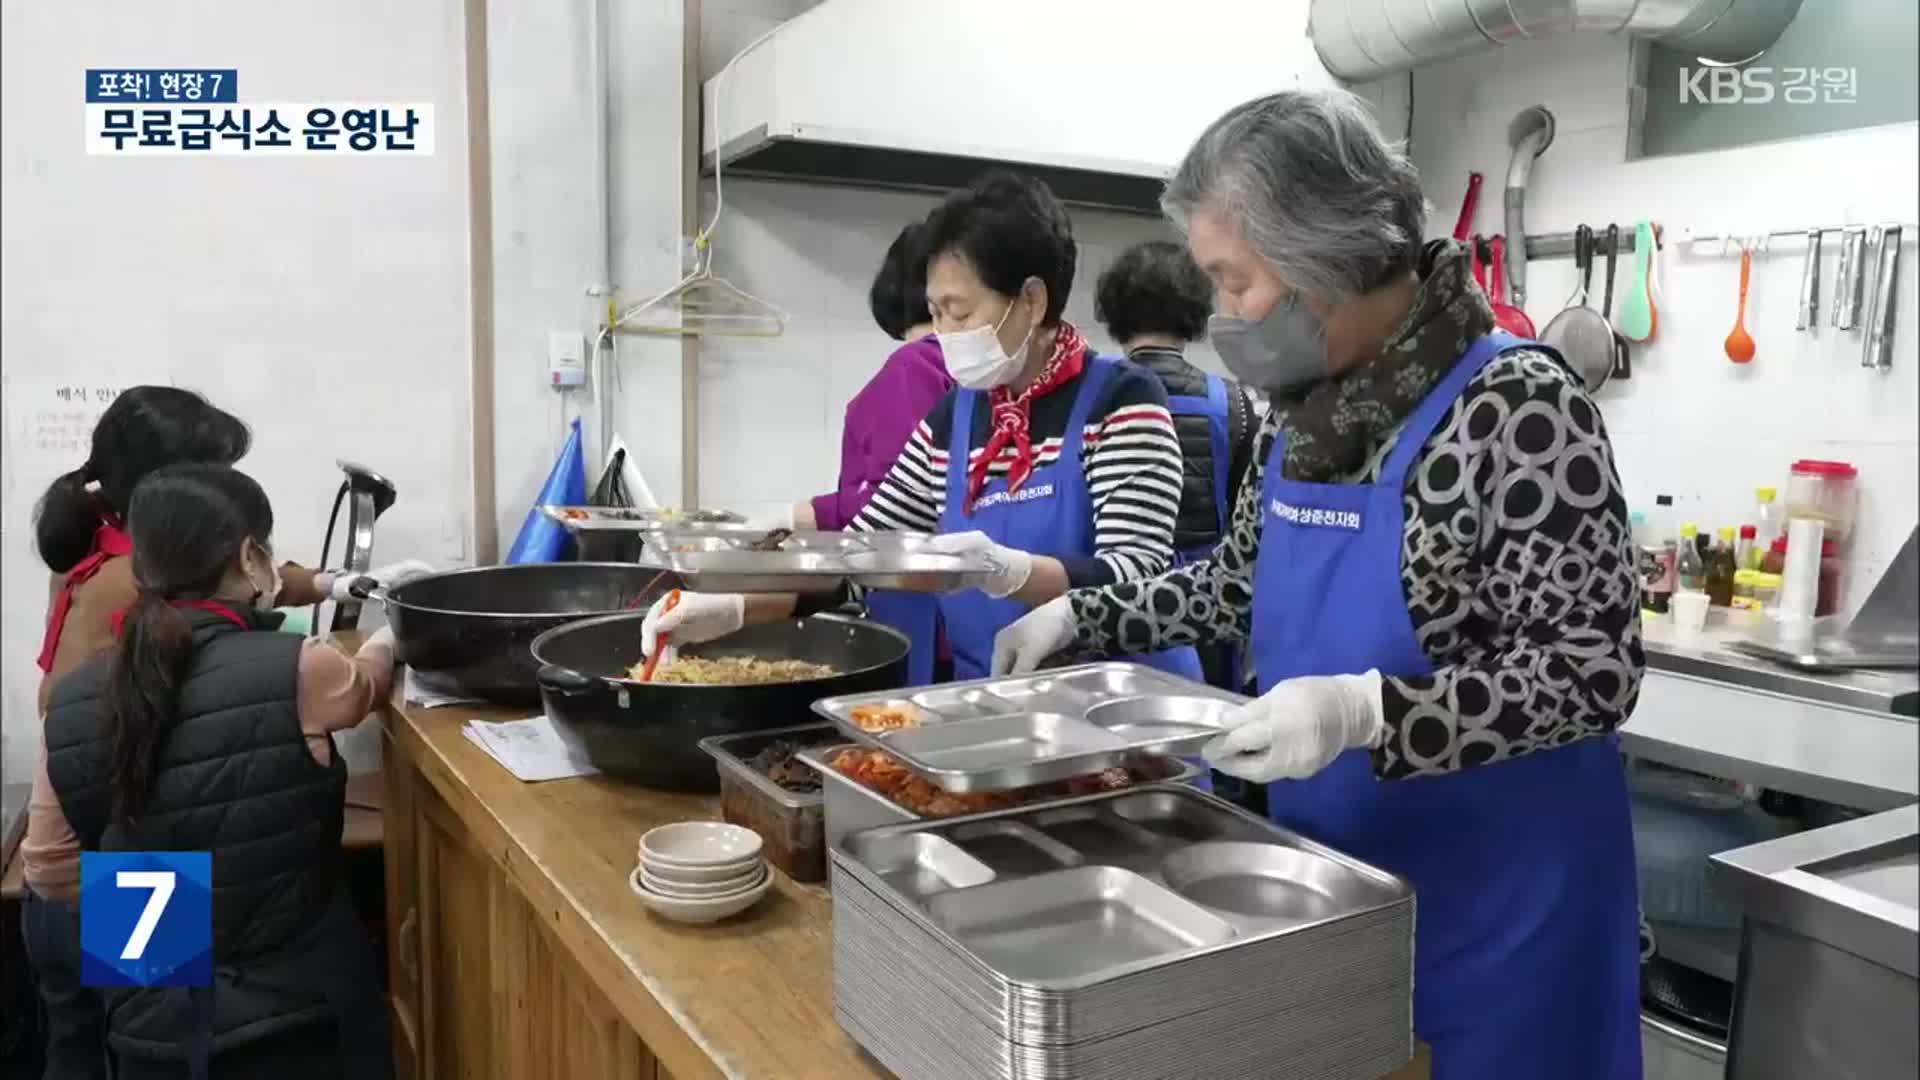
631;821;773;924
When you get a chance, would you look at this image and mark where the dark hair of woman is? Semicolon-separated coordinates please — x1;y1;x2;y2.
33;386;252;574
868;222;932;340
919;169;1078;323
108;464;274;821
1094;240;1214;345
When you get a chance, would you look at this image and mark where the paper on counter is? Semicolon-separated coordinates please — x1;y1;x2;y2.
405;668;486;709
461;715;600;782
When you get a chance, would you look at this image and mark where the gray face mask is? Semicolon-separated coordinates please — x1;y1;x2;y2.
1207;292;1328;393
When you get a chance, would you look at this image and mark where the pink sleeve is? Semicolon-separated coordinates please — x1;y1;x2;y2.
812;341;951;530
22;743;81;902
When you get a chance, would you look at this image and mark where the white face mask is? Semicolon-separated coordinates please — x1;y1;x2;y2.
938;295;1034;390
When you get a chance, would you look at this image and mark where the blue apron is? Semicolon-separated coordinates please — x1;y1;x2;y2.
1249;333;1642;1079
937;356;1204;682
863;589;938;685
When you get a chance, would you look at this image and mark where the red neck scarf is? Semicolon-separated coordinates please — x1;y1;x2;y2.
36;519;133;673
109;598;252;641
966;321;1090;514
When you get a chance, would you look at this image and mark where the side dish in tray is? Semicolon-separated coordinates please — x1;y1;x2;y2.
829;747;1135;817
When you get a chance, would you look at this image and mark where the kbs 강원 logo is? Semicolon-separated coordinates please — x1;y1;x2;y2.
80;852;212;988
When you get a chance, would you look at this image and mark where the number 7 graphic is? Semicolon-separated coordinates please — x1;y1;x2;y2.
116;870;176;960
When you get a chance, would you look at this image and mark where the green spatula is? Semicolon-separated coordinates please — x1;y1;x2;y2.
1618;220;1658;343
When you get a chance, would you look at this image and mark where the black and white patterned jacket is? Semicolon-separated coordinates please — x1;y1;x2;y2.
1066;244;1645;781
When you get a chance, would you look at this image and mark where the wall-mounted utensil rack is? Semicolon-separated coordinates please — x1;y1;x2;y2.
1676;223;1920;252
1523;227;1658;260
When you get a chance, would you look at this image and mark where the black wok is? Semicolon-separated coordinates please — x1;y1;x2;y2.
531;610;909;791
376;562;678;705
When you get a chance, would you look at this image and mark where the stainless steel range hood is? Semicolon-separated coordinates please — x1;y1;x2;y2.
699;0;1344;215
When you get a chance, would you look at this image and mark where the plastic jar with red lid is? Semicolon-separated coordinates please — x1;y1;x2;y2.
1761;534;1843;616
1785;459;1858;541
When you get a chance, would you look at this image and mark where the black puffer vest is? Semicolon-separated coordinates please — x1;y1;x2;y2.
43;606;347;1057
1129;347;1256;553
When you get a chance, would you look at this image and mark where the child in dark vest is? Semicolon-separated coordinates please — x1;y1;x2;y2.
38;464;396;1080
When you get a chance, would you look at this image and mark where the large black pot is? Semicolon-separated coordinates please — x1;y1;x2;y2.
379;563;677;705
531;611;909;791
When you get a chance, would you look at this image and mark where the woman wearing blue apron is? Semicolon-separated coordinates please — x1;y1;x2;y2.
1094;240;1261;692
645;171;1198;686
993;90;1643;1078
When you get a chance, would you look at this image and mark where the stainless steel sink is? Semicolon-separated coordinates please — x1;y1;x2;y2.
1711;804;1919;1079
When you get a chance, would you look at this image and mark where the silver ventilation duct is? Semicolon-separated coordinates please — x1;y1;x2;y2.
1311;0;1808;82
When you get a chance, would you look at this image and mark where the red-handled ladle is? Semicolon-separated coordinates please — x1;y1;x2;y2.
637;589;682;683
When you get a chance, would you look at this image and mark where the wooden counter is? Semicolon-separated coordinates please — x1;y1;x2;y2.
383;696;1433;1080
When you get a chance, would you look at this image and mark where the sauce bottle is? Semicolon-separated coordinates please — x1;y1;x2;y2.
1677;523;1706;593
1706;527;1738;606
1645;495;1678;614
1736;524;1758;570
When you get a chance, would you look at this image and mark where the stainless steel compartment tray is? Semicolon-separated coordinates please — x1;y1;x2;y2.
814;662;1245;792
539;505;744;530
666;537;994;594
666;549;851;593
927;866;1237;987
798;744;1204;853
831;783;1411;992
841;550;996;592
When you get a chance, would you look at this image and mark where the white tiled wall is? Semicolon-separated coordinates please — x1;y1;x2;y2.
693;0;1224;522
1;0;471;783
1408;35;1920;613
692;178;1220;519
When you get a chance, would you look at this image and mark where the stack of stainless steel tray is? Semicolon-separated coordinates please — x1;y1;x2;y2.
814;662;1247;790
830;783;1414;1080
540;505;749;562
663;530;996;594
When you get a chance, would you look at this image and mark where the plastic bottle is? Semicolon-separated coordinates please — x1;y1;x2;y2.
1706;527;1738;607
1754;487;1783;550
1646;496;1678;614
1736;524;1759;570
1677;523;1705;593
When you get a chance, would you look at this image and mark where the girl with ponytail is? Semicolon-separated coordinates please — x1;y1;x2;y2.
33;465;396;1079
31;386;432;708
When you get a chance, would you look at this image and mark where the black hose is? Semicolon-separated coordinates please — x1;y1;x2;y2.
311;479;349;636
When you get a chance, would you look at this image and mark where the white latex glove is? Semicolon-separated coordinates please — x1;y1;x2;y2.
331;559;436;602
991;597;1077;676
1201;671;1388;783
640;592;745;658
929;531;1033;599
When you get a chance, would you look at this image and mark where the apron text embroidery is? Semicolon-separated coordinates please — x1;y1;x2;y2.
972;482;1056;512
1268;497;1362;531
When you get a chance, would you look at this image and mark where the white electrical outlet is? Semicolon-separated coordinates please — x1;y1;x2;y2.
548;330;587;389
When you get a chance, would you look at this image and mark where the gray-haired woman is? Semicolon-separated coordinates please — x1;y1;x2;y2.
994;89;1644;1079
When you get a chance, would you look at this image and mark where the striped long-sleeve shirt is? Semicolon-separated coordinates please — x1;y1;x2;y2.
848;358;1184;588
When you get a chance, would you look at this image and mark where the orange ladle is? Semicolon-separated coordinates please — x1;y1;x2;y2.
1725;244;1756;364
638;589;682;682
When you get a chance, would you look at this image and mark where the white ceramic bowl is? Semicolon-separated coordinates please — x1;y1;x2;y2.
641;856;763;885
641;862;766;899
629;865;773;925
639;822;763;869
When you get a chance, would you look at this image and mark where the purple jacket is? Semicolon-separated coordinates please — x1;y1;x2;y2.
811;335;952;531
